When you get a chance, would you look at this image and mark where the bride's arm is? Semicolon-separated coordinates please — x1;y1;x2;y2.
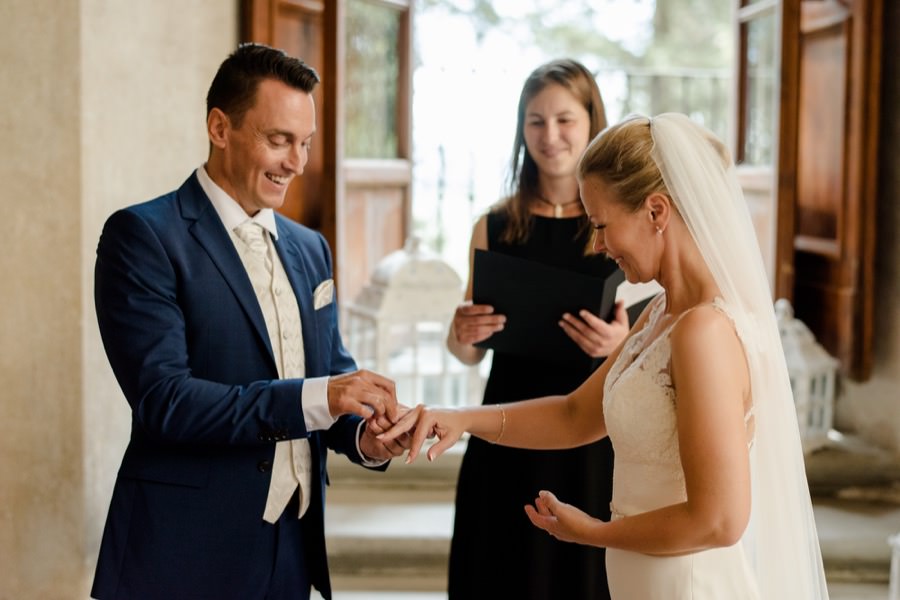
382;299;655;462
528;305;753;555
486;292;659;452
386;352;611;462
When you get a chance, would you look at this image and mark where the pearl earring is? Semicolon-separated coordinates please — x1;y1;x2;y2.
656;226;663;235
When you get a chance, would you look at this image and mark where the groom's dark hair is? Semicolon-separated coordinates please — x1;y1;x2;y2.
206;42;320;127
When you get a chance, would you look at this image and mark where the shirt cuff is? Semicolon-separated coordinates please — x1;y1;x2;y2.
301;376;335;431
356;420;389;467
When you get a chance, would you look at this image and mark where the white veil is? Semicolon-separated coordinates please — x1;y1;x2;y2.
648;113;829;599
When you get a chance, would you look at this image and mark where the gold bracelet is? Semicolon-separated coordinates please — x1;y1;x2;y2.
492;407;506;444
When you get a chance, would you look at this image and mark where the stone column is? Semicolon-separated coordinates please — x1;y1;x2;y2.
0;1;237;596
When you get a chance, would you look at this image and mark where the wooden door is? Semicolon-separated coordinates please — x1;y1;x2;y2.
242;0;413;303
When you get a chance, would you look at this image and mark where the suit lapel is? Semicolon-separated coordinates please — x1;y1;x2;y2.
273;227;323;377
177;175;276;367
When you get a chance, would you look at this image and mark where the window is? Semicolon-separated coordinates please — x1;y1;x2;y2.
411;0;734;281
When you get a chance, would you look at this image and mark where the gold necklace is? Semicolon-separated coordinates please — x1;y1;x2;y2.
536;194;582;218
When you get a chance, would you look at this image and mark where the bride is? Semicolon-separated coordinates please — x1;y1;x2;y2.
381;113;829;599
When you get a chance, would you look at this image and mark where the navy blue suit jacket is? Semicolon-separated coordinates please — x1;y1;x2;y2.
91;173;373;599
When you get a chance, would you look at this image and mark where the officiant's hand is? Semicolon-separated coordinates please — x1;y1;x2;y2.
524;490;595;546
559;300;629;358
450;301;506;345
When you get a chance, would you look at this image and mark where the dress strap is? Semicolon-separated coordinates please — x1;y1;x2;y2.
663;296;733;333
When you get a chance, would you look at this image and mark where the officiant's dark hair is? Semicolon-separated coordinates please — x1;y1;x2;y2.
497;59;608;245
207;43;320;128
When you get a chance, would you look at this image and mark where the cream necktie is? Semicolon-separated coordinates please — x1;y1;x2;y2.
233;221;312;522
234;221;270;260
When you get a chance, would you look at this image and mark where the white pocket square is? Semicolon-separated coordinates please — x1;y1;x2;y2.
313;279;334;310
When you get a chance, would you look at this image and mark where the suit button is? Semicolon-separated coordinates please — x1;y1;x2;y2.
257;460;272;473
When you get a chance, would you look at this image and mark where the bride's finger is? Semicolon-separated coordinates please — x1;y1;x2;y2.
405;415;439;463
425;431;458;462
538;490;560;514
378;404;422;441
524;504;553;531
534;495;553;517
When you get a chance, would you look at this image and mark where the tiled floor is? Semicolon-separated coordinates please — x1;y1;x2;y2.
828;582;891;599
317;595;439;600
319;497;899;600
315;582;890;599
315;440;900;600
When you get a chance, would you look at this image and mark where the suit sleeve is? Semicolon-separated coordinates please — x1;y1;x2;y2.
306;230;385;466
95;208;309;446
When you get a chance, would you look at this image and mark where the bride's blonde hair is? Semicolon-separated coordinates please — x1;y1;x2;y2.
577;115;732;215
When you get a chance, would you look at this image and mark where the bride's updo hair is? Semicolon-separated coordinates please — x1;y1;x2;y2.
577;116;665;213
577;114;734;215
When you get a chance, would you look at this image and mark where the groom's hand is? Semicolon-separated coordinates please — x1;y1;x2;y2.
328;370;399;422
358;405;412;461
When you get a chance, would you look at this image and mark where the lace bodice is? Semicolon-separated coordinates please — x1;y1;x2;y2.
603;294;740;519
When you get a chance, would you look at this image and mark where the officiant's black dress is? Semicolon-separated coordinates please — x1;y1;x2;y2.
447;211;618;600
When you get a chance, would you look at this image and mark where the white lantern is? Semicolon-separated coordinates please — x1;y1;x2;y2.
344;237;480;408
775;298;839;453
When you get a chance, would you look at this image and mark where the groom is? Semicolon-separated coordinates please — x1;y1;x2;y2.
91;43;408;599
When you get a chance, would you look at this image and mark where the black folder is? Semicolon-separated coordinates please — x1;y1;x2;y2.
472;249;625;365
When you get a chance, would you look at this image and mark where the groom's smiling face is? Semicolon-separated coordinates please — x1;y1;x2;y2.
212;78;316;217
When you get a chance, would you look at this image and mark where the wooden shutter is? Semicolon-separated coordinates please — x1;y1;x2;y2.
789;0;881;379
736;0;882;379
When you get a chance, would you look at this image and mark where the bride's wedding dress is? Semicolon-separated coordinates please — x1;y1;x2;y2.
602;294;761;600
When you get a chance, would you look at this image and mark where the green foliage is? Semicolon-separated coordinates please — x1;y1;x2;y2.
417;0;732;69
646;0;732;67
415;0;733;135
419;0;502;41
523;14;640;66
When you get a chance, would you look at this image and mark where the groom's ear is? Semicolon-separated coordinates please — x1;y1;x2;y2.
644;192;673;234
207;107;230;149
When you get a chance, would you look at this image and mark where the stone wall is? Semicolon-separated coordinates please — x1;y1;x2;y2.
0;1;84;595
0;1;237;597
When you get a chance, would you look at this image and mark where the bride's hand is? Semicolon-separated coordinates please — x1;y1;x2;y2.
524;490;596;545
377;404;466;463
